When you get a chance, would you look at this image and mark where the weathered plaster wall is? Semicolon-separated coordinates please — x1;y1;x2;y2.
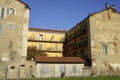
90;8;120;75
35;63;84;78
0;0;30;79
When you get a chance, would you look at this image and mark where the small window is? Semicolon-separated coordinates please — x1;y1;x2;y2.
21;64;25;67
43;66;48;73
30;35;35;40
103;45;107;55
39;44;42;50
7;8;15;15
0;7;5;18
0;22;3;35
54;44;58;51
60;66;65;73
72;65;77;73
8;22;14;31
39;34;43;41
10;66;15;69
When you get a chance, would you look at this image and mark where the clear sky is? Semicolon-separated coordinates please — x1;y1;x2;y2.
22;0;120;30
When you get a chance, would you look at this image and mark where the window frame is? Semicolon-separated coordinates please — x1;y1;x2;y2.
39;44;42;50
0;22;4;36
72;65;78;73
54;44;58;51
43;65;49;73
60;66;65;73
0;7;6;18
39;34;43;41
8;22;14;31
7;8;16;15
103;44;107;55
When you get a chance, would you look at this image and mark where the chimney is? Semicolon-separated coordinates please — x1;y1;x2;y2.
105;3;110;9
111;5;115;10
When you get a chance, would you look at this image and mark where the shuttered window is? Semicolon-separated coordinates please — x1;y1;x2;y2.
72;65;77;73
60;66;65;73
0;7;5;18
0;22;3;35
7;8;15;15
8;22;14;31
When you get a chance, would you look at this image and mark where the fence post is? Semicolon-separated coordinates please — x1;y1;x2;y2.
5;66;8;80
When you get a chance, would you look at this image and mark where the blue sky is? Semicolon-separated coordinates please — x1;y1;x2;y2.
22;0;120;30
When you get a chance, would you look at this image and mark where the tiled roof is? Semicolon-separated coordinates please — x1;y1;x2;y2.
29;28;66;33
35;56;86;63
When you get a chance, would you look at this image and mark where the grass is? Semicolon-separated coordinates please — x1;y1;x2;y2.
31;76;120;80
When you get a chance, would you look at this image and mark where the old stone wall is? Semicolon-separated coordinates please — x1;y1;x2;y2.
0;0;30;79
90;8;120;75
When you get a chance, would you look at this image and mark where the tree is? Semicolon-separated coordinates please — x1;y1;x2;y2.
27;46;47;60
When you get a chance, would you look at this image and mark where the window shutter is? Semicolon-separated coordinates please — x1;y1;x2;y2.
0;7;5;18
0;23;3;35
8;23;14;31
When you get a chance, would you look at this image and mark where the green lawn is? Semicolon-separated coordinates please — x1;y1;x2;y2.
31;76;120;80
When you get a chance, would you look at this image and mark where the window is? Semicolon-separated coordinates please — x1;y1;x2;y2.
21;64;25;67
7;8;15;15
72;65;77;73
43;66;48;73
10;66;15;69
0;22;3;35
8;22;14;31
54;44;58;51
39;44;42;50
103;45;107;55
0;7;5;18
39;34;43;40
60;66;65;73
30;35;35;40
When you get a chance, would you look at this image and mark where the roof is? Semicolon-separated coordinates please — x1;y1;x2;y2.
88;7;120;17
29;28;66;33
67;6;120;33
35;56;86;63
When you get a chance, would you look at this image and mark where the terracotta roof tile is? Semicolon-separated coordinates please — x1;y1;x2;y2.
29;28;66;33
35;56;86;63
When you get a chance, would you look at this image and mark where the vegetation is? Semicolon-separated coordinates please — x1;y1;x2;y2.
30;76;120;80
27;46;47;60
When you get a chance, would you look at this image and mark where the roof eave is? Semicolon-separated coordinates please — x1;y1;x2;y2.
18;0;31;10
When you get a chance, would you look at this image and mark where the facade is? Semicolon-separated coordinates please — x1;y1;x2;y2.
0;0;30;79
28;28;66;57
64;4;120;76
35;56;85;78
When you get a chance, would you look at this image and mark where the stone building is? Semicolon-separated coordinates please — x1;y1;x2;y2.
0;0;30;79
28;28;66;57
64;4;120;76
